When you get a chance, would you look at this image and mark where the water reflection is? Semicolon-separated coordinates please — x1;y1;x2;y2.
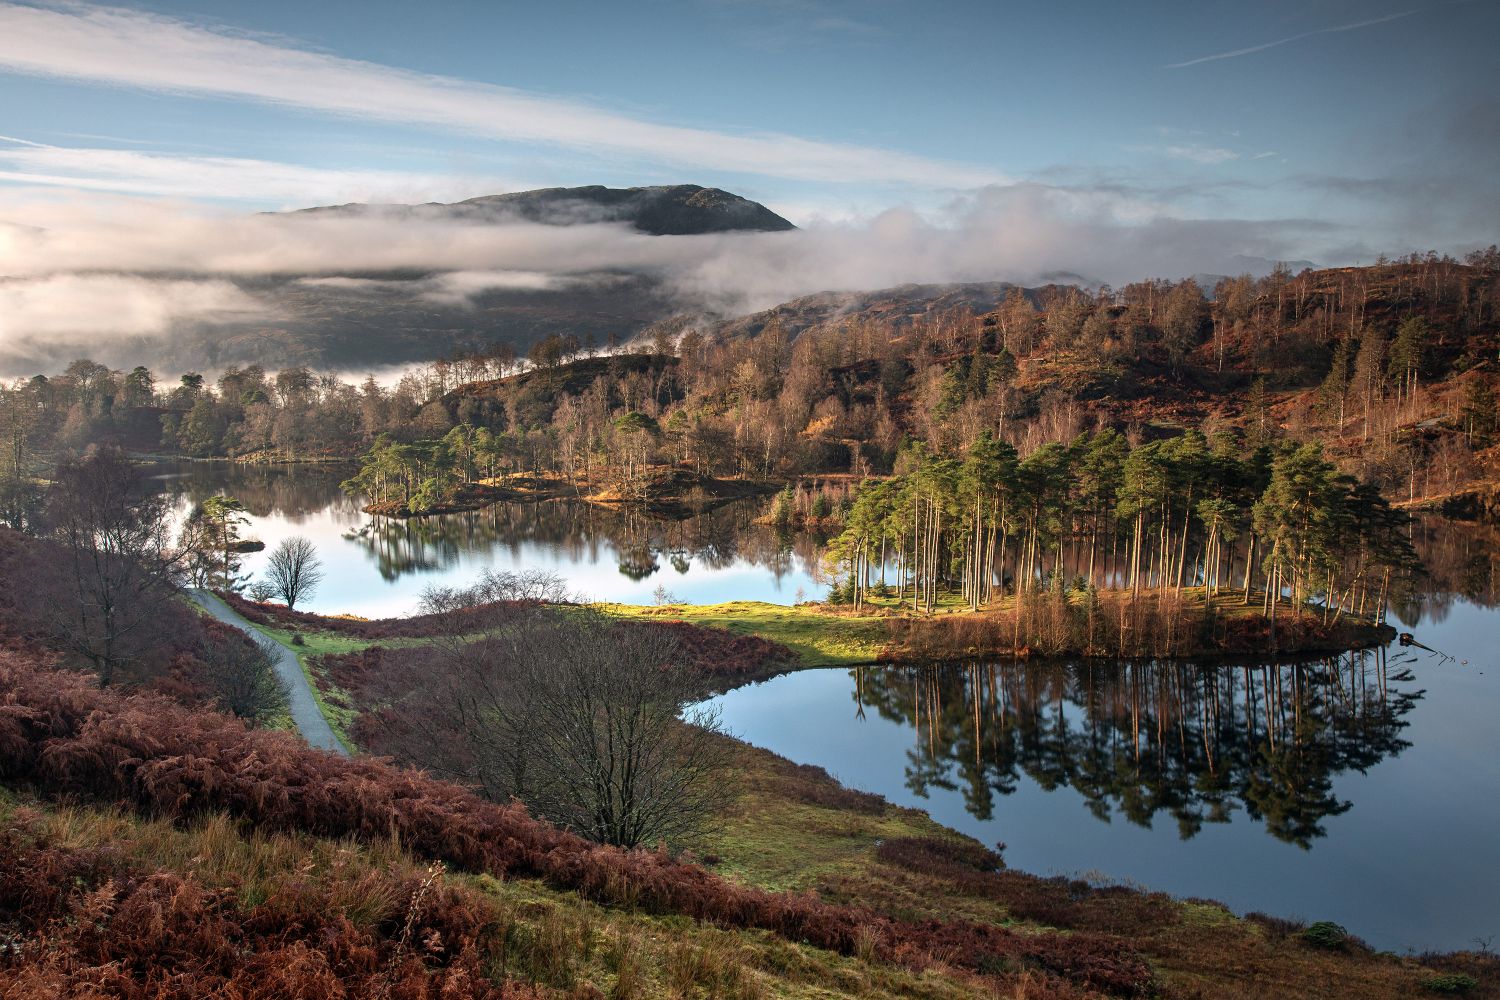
145;461;831;611
150;462;362;521
1392;517;1500;625
853;652;1420;849
343;499;824;587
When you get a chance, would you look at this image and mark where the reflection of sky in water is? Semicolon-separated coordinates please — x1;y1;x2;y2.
706;591;1500;954
157;465;824;617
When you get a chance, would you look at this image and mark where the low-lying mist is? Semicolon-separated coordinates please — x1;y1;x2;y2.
0;183;1325;374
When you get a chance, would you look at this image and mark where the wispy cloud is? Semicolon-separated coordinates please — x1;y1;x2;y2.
0;137;516;204
1163;145;1240;164
0;2;999;188
1165;8;1423;69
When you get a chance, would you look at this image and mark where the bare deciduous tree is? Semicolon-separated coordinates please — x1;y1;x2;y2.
264;535;324;610
418;568;572;616
367;609;734;848
39;447;182;685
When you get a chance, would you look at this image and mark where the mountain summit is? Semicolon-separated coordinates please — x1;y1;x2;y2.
294;184;797;236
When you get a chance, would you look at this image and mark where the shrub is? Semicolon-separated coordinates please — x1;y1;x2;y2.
1245;911;1305;939
1423;973;1479;995
1301;920;1350;950
0;811;535;999
876;836;1003;874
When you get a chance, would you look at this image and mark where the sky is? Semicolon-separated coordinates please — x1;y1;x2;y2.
0;0;1496;364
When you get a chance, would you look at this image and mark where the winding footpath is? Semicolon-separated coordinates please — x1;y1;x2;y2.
187;589;348;755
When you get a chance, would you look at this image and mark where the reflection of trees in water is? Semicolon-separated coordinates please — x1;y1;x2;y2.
151;462;360;524
343;499;816;584
854;651;1419;848
1392;517;1500;626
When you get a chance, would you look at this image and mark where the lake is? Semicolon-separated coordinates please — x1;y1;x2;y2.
156;463;1497;953
707;519;1500;954
150;461;828;616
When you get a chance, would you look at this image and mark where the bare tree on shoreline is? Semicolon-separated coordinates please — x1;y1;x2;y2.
264;535;324;611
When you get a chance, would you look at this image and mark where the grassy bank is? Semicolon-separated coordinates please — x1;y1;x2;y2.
694;742;1497;999
363;469;776;519
149;597;1484;998
597;600;891;667
600;589;1396;669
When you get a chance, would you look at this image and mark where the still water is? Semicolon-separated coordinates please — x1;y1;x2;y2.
707;520;1500;953
156;463;1497;952
150;461;826;616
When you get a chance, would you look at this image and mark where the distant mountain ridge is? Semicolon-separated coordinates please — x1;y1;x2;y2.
290;184;798;236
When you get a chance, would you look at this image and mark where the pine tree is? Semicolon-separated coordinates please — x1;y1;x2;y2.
1461;378;1497;445
1318;338;1353;432
1387;316;1428;402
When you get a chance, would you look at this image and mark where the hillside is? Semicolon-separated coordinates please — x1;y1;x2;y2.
292;184;797;236
2;185;800;374
662;281;1022;345
1;580;1494;999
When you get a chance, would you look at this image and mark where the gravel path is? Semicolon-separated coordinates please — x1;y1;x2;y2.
188;589;348;755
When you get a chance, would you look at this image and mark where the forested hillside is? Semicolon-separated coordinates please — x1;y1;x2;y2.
5;254;1495;526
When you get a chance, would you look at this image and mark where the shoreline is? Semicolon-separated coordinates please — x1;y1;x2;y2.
203;591;1492;990
359;470;777;520
600;592;1397;675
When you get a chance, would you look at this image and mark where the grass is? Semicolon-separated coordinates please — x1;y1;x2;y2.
596;600;892;667
685;740;1022;934
10;690;1490;999
146;595;1482;998
682;741;1499;1000
597;584;1391;671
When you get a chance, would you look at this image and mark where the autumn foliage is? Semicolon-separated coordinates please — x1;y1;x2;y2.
0;650;1155;996
0;811;537;999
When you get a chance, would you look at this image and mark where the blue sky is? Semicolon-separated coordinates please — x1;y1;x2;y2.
1;0;1494;241
0;0;1495;363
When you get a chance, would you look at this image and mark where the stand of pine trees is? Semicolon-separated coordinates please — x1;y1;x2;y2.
826;430;1415;632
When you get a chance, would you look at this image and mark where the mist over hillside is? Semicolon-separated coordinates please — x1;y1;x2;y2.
0;182;1324;376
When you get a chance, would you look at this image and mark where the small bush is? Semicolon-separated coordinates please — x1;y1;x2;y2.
291;633;305;647
1301;920;1350;950
1423;973;1479;995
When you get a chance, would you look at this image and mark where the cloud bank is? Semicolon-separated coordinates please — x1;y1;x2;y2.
0;181;1337;368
